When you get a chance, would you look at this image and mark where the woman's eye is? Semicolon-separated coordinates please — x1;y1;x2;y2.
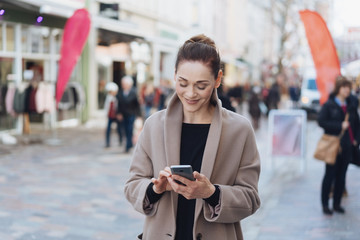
197;85;207;90
180;84;187;88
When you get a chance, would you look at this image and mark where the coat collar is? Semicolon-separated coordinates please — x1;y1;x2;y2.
328;94;347;115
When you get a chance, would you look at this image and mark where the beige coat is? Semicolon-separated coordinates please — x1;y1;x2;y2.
124;93;261;240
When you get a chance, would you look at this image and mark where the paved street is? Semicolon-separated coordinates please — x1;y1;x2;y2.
242;117;360;240
0;127;143;240
0;116;359;239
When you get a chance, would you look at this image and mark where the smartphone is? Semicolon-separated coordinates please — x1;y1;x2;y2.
170;165;195;185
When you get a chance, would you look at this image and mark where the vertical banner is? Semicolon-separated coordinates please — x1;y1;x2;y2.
56;9;91;104
299;10;341;105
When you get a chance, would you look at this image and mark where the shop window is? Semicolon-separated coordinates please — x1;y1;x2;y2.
97;63;109;109
52;29;62;54
56;58;83;122
21;26;51;54
21;26;29;53
43;28;50;54
0;58;17;130
6;24;14;52
31;28;42;53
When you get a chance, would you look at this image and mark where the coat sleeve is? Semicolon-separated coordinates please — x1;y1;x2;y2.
123;124;160;216
203;126;261;223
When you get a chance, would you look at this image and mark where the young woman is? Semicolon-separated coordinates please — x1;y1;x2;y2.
124;34;260;240
318;77;360;215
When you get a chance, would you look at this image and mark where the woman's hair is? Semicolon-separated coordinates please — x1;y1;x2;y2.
175;34;221;79
333;75;352;96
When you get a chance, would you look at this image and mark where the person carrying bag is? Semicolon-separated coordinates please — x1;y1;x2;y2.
314;113;348;165
317;76;360;216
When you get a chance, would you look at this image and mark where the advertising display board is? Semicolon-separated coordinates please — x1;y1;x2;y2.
268;109;307;172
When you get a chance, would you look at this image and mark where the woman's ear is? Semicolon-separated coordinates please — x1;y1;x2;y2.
215;70;223;88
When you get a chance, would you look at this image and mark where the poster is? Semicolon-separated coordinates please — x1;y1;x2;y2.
269;110;307;158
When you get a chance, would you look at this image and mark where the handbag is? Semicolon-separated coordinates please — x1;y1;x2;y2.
314;113;349;165
313;134;341;165
351;145;360;167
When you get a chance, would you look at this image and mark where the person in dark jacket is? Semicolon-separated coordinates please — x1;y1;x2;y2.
248;86;261;130
217;83;235;112
117;76;141;153
266;81;281;114
317;76;360;215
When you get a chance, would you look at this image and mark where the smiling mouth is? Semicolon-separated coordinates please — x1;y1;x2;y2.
185;98;199;104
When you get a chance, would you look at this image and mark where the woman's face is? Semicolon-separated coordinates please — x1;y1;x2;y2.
338;86;351;99
175;61;221;114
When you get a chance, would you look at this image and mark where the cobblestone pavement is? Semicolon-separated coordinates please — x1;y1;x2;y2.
0;117;359;240
0;127;143;240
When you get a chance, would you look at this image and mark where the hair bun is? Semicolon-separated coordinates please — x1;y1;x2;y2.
186;34;216;48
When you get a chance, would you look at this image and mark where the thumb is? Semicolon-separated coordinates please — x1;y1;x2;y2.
193;171;203;180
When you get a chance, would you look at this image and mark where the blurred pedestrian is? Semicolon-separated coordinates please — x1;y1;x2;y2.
318;76;360;215
227;83;243;113
288;80;301;108
217;83;235;112
266;76;281;114
117;76;141;153
140;82;160;119
158;79;174;110
248;85;262;130
104;82;123;148
124;34;260;240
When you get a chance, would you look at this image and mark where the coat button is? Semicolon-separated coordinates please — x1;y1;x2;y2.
196;233;202;240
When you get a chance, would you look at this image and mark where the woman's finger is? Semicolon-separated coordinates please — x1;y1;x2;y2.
159;170;171;178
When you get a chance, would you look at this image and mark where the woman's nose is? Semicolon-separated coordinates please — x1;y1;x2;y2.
186;87;197;98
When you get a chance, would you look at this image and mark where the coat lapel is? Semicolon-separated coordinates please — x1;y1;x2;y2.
194;97;223;224
164;93;183;167
200;95;222;179
164;93;183;219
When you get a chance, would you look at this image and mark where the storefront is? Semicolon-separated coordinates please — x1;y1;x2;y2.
95;18;152;111
0;1;85;133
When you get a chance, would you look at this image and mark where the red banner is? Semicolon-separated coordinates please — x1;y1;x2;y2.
56;9;91;104
299;10;340;105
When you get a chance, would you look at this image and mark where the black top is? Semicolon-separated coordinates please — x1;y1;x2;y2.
146;123;220;240
175;123;210;240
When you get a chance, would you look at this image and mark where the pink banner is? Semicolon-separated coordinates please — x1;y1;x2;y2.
56;9;91;104
299;10;341;105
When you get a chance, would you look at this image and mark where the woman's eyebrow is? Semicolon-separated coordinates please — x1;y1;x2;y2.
178;76;210;83
178;76;188;81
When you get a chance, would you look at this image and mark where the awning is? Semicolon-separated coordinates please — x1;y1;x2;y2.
0;0;69;28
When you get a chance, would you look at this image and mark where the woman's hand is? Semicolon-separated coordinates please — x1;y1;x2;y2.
151;167;173;194
167;171;215;200
342;121;349;130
